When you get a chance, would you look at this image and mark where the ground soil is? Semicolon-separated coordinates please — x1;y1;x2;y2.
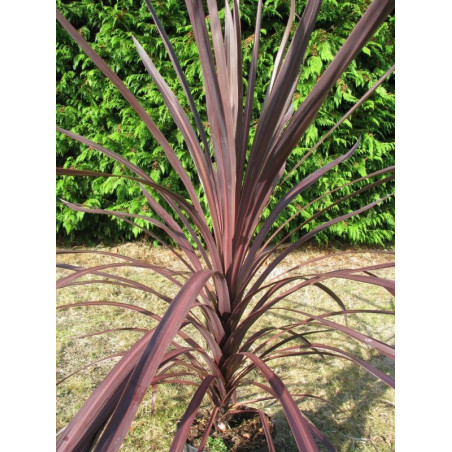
187;408;275;452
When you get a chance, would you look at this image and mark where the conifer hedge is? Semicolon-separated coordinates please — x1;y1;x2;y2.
56;0;394;246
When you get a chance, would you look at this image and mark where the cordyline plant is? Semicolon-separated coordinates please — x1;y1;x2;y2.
56;0;395;451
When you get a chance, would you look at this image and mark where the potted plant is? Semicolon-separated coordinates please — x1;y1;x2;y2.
56;0;395;450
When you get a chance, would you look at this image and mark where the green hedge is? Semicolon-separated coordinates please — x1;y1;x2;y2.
56;0;395;246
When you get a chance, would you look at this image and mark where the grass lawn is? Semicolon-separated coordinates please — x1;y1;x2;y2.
56;242;395;451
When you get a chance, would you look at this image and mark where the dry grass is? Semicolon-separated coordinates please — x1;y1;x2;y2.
56;242;395;451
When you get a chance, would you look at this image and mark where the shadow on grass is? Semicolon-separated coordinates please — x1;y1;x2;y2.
252;300;394;451
264;353;394;452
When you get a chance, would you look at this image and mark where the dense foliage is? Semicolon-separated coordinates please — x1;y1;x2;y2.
56;0;394;246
